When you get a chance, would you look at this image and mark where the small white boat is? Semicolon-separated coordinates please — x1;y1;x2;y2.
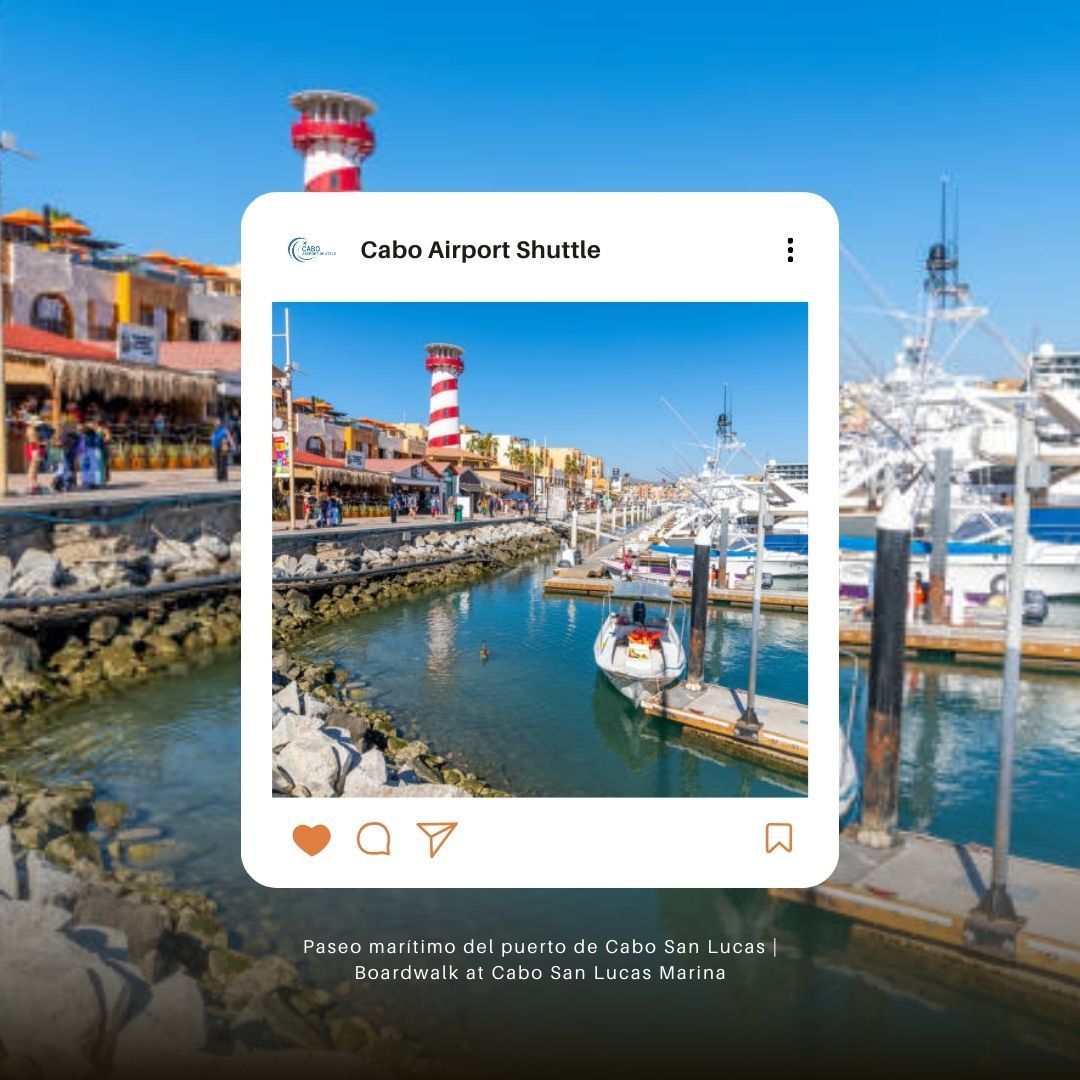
593;581;687;705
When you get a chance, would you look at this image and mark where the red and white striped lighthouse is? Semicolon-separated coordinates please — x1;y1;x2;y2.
425;343;465;450
289;89;376;192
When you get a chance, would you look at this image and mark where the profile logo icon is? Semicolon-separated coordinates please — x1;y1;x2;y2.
288;236;317;262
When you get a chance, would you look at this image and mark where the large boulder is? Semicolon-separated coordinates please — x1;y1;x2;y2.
276;732;342;798
272;553;299;578
194;532;231;561
272;681;301;715
150;539;194;570
74;889;170;981
11;548;60;597
341;751;388;797
296;553;322;576
112;971;207;1071
26;851;87;909
271;712;325;750
0;897;132;1078
0;553;12;595
0;626;42;691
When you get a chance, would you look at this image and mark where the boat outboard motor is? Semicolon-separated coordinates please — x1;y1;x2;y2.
1022;589;1049;625
759;572;774;590
631;600;647;625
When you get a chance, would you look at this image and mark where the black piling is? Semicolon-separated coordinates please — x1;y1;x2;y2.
685;527;711;691
857;494;912;847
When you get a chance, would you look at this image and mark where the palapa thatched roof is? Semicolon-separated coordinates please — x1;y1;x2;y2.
312;465;390;490
51;357;218;406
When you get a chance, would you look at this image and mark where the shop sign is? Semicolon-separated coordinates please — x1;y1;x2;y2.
117;323;159;364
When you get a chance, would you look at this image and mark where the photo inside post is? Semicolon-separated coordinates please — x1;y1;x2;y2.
270;301;809;801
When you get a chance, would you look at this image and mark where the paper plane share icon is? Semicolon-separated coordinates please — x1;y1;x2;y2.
417;822;458;859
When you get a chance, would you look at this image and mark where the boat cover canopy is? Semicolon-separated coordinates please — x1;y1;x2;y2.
611;580;674;602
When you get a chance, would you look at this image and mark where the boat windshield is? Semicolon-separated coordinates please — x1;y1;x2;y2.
953;511;1011;542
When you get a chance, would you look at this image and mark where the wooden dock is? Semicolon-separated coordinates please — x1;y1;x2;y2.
544;572;808;612
840;619;1080;669
772;832;1080;1018
641;682;808;776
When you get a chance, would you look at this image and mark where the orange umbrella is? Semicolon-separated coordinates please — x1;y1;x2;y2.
175;257;205;274
49;217;91;237
2;207;44;227
313;400;335;412
143;250;179;266
293;397;314;408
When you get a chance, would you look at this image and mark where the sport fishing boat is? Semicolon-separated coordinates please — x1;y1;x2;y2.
603;535;806;584
593;581;687;705
839;507;1080;601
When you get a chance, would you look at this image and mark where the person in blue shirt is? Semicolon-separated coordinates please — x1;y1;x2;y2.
211;417;235;481
388;492;399;523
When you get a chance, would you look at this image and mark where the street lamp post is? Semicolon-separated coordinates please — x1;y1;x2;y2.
272;306;296;530
0;130;37;498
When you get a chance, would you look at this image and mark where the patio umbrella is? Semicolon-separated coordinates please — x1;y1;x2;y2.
2;207;44;227
49;217;91;237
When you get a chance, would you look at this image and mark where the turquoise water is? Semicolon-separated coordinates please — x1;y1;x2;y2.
296;557;808;796
5;569;1080;1068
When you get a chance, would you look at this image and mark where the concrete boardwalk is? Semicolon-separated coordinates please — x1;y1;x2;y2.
545;574;808;612
0;467;239;514
774;832;1080;992
641;681;808;775
840;618;1080;669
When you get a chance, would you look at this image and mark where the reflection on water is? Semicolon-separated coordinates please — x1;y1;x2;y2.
841;659;1080;867
3;571;1079;1068
298;557;807;797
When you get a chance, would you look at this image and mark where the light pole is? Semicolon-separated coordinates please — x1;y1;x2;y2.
272;306;296;530
0;130;37;498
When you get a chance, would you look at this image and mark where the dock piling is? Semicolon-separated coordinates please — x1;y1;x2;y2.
857;487;913;848
595;506;601;540
685;526;711;691
738;487;768;737
718;506;730;583
966;401;1034;952
928;447;952;623
570;508;578;550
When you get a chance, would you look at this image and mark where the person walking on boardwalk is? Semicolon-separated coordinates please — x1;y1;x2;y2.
211;417;235;482
23;418;45;495
303;491;315;528
389;492;399;524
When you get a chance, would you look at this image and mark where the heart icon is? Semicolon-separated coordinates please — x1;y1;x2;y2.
293;824;331;857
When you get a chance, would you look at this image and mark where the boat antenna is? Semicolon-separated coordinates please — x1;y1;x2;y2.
925;174;967;310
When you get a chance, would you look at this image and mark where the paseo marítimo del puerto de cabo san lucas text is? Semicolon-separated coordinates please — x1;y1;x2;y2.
305;937;777;982
357;239;601;263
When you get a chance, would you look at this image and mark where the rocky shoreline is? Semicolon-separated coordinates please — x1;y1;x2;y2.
0;774;432;1077
0;522;242;722
272;520;560;643
272;649;503;799
270;521;562;799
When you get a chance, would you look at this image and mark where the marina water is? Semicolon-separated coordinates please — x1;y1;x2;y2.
3;559;1079;1067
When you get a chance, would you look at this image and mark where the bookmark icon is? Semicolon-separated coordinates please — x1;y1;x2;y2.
417;822;458;859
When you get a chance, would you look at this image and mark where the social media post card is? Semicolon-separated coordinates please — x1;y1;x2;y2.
240;193;839;887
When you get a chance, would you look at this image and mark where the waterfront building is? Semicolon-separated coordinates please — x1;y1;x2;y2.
765;460;809;492
1;324;222;471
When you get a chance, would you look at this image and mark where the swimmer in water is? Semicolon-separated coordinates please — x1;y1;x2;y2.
480;640;490;662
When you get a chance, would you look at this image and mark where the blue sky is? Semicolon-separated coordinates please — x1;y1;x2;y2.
273;302;807;478
3;2;1078;383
